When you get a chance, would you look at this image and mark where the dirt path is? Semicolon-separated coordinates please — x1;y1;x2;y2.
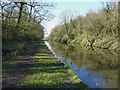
2;45;39;88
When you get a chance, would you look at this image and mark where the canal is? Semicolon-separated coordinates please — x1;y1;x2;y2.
45;41;119;88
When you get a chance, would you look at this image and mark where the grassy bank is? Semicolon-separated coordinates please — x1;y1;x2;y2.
67;35;119;50
2;40;88;88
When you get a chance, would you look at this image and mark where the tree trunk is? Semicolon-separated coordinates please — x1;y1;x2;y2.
16;2;24;28
29;6;32;22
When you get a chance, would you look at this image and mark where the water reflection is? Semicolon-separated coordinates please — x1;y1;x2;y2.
45;41;119;88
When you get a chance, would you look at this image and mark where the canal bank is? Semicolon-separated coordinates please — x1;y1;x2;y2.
2;40;88;88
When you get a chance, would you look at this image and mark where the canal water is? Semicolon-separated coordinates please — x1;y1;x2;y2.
45;41;119;88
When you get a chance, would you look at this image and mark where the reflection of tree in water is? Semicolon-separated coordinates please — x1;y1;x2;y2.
64;46;74;59
48;41;119;88
49;41;118;70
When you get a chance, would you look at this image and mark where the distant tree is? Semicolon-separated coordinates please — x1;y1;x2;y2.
60;10;78;39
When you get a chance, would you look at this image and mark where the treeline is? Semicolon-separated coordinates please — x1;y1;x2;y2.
48;2;119;50
1;1;54;59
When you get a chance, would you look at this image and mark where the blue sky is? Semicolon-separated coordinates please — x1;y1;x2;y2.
42;1;103;37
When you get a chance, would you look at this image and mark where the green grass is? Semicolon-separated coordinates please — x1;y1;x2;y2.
15;40;88;88
2;40;89;88
2;56;21;79
2;40;39;78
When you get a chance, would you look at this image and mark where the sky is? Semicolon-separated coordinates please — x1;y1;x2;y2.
41;1;111;37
